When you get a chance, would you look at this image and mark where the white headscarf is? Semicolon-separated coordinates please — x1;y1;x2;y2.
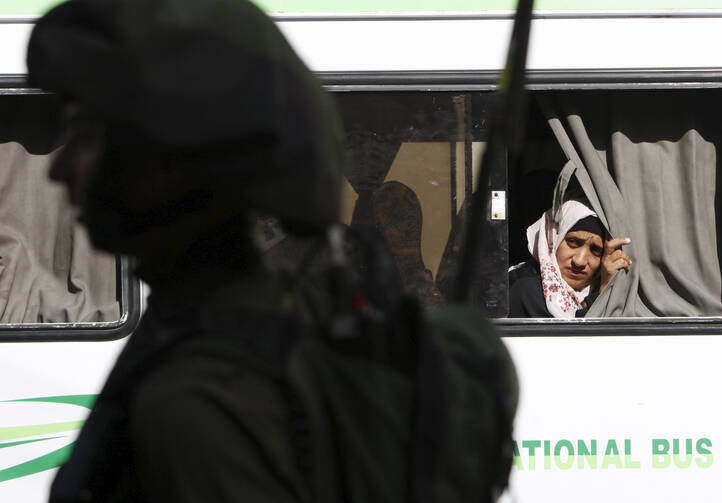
526;200;598;318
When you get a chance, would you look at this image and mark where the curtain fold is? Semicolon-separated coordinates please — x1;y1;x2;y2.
540;91;722;317
0;141;119;323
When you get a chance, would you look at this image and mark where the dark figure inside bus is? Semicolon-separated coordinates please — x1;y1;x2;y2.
508;200;632;318
28;0;517;502
344;117;442;307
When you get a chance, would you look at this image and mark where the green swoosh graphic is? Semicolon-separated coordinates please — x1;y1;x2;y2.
0;395;97;483
0;395;95;441
0;444;74;483
7;395;97;410
0;436;62;449
0;421;83;442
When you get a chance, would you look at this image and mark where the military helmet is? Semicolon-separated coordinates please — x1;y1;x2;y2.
27;0;344;234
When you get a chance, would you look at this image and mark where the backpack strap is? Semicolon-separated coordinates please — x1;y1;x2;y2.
454;345;516;501
413;303;519;503
407;297;446;503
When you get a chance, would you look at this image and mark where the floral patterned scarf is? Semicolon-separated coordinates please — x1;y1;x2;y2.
526;200;597;318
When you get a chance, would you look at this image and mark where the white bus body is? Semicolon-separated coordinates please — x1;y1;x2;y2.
2;5;722;503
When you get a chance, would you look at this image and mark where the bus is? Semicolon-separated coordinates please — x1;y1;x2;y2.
2;1;722;502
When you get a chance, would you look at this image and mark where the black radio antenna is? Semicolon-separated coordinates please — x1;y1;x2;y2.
452;0;535;303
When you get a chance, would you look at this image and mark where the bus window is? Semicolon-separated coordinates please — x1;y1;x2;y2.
0;93;122;326
327;91;506;316
313;88;722;322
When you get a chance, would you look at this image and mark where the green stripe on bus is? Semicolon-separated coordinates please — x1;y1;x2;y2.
0;422;83;442
1;0;59;16
262;0;722;12
0;443;73;483
9;394;97;410
0;437;62;450
2;0;722;16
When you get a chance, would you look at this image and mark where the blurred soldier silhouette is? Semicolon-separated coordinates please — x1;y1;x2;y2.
28;1;517;502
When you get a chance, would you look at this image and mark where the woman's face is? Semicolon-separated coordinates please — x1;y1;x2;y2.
555;230;604;291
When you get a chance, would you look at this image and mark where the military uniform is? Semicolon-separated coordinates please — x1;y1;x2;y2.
129;271;311;503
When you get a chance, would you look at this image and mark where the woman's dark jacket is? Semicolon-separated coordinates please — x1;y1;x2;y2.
508;261;598;318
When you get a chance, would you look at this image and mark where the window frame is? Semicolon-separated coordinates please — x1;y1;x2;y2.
0;255;142;342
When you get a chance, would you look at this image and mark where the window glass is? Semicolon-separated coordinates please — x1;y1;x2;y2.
335;91;508;317
0;94;120;324
254;91;507;316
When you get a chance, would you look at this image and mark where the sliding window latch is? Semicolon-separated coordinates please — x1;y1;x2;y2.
491;190;506;220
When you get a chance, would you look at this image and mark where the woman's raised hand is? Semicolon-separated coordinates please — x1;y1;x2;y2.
600;237;632;293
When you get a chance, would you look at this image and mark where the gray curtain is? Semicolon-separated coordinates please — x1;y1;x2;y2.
0;141;119;323
540;90;722;317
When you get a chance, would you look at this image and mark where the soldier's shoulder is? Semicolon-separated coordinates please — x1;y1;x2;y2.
132;329;288;425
